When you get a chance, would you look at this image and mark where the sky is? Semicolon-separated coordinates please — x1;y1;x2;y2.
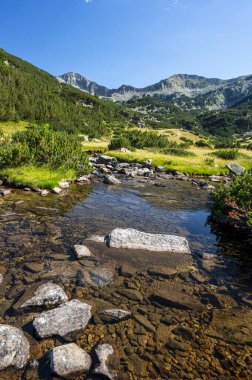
0;0;252;88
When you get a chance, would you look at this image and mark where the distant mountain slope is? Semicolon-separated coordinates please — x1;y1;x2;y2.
58;72;252;111
0;49;125;135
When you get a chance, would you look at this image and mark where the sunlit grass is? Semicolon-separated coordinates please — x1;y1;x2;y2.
0;121;27;137
0;165;76;189
81;140;109;152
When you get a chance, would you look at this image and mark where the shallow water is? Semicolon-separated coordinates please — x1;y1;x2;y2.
0;178;251;380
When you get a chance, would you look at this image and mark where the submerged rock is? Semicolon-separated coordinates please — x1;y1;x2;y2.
33;299;92;338
76;263;115;287
149;289;204;311
0;189;11;196
0;325;30;370
74;244;93;258
94;343;114;380
19;282;68;309
107;228;190;254
49;343;91;378
94;309;131;324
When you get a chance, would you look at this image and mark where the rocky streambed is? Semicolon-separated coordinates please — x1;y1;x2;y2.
0;170;251;379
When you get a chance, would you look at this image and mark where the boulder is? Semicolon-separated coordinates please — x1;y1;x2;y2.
155;166;165;172
76;175;90;183
52;187;62;194
143;159;153;168
94;344;114;380
107;228;190;254
33;299;92;338
19;282;68;309
103;175;121;185
40;189;49;196
49;343;91;378
120;147;131;153
74;244;93;259
227;162;245;175
0;325;30;370
58;181;69;189
97;155;117;165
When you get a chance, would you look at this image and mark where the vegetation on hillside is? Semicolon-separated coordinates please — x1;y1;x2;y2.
0;48;126;136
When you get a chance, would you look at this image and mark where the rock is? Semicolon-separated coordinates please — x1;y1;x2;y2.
76;175;90;183
120;147;131;153
97;155;117;165
40;189;49;196
0;274;3;285
209;175;224;182
33;299;92;338
24;262;44;273
117;289;143;301
166;338;191;352
227;162;245;175
148;266;178;278
94;309;131;324
134;314;155;333
198;180;215;190
149;289;204;311
94;344;114;380
86;235;105;243
0;180;3;185
49;343;91;379
52;187;62;194
205;309;252;344
143;159;153;168
107;228;190;254
58;181;69;189
74;244;93;259
0;189;11;196
155;166;165;172
103;175;121;185
119;265;136;278
19;282;68;309
137;168;151;176
76;263;115;287
0;325;30;370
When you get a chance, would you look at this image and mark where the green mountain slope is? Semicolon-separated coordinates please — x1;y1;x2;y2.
0;48;125;136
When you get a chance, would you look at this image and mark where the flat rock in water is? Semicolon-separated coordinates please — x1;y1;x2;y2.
107;228;190;254
33;299;92;338
0;324;30;370
76;263;115;287
74;244;93;258
49;343;91;378
149;289;204;311
227;162;245;175
205;309;252;344
18;282;68;309
117;289;143;301
94;344;114;380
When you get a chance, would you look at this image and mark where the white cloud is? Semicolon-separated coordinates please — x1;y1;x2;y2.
85;0;92;3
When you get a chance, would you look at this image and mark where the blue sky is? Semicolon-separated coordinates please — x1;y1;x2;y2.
1;0;251;88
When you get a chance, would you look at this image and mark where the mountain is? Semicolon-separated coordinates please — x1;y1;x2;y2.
0;48;125;136
58;72;252;111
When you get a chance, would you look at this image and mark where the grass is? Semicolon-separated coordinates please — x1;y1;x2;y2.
0;165;76;189
81;140;109;152
0;120;27;137
106;147;252;175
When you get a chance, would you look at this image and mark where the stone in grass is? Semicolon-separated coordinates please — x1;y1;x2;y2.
227;162;245;176
107;228;190;254
49;343;91;379
74;244;93;259
94;343;114;380
0;324;30;370
33;299;92;338
40;189;49;196
19;282;68;309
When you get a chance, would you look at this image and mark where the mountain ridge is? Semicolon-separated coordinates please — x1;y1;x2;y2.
57;72;252;110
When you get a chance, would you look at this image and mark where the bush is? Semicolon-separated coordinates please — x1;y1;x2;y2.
0;125;91;174
247;143;252;150
195;139;211;148
204;157;215;166
211;173;252;229
214;138;240;149
109;135;131;150
214;149;239;160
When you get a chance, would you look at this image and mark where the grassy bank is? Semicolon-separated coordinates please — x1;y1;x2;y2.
0;165;76;190
106;148;252;175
